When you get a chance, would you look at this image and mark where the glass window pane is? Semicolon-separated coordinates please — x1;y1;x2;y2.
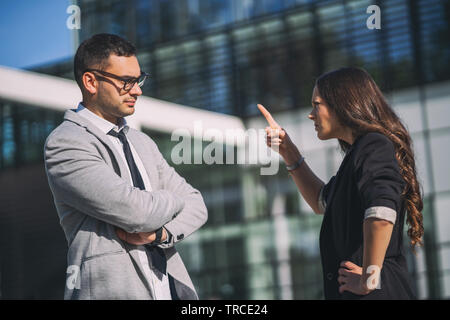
430;132;450;192
410;133;431;196
390;88;424;134
439;247;450;275
435;194;450;244
426;82;450;131
442;273;450;298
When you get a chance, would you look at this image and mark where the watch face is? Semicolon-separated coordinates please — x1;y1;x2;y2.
155;227;163;243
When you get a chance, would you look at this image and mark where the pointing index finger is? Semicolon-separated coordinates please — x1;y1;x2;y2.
257;104;280;129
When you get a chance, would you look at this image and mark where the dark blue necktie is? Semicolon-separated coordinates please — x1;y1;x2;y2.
107;128;170;284
108;129;145;190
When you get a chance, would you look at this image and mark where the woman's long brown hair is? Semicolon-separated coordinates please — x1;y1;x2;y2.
316;67;424;250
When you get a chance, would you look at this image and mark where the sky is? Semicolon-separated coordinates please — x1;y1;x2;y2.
0;0;74;69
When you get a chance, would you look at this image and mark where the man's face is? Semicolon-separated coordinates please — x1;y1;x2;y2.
91;54;143;125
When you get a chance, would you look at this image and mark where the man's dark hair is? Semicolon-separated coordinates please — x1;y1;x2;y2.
74;33;136;90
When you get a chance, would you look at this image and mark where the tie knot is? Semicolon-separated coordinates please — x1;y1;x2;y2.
108;129;126;142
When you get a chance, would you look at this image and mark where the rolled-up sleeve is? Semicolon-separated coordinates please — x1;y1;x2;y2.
354;133;405;225
364;206;397;224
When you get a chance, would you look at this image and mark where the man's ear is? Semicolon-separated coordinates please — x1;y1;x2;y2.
82;72;98;95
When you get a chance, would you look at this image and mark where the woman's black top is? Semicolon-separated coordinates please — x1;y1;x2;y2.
319;132;416;299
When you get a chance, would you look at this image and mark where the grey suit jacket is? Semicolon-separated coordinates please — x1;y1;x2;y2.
44;109;208;300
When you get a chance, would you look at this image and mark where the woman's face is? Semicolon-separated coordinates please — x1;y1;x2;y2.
308;86;346;141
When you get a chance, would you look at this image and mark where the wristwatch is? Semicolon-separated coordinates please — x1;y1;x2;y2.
153;227;164;245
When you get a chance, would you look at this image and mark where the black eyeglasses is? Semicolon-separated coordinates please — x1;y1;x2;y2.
84;69;150;91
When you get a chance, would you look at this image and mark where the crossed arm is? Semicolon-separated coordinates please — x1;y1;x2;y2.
115;227;169;245
45;132;207;247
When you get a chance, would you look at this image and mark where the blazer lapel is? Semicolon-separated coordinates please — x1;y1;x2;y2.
63;110;131;184
324;146;357;212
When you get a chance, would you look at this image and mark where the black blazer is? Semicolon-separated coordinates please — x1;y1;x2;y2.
319;132;416;299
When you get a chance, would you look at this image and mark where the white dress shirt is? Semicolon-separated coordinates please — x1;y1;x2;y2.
76;103;172;300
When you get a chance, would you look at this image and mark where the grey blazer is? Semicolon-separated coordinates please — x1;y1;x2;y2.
44;109;208;300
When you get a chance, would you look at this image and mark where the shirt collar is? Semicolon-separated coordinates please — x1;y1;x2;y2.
76;103;129;134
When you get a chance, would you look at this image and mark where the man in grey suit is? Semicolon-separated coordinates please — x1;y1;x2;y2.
44;33;208;300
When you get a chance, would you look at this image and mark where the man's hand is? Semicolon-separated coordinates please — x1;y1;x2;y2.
116;227;167;245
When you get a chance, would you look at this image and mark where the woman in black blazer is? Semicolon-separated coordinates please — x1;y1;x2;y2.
258;67;424;299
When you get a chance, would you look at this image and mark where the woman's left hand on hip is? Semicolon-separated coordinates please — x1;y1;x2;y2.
338;261;372;295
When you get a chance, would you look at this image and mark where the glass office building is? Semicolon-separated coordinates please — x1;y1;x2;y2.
1;0;449;299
